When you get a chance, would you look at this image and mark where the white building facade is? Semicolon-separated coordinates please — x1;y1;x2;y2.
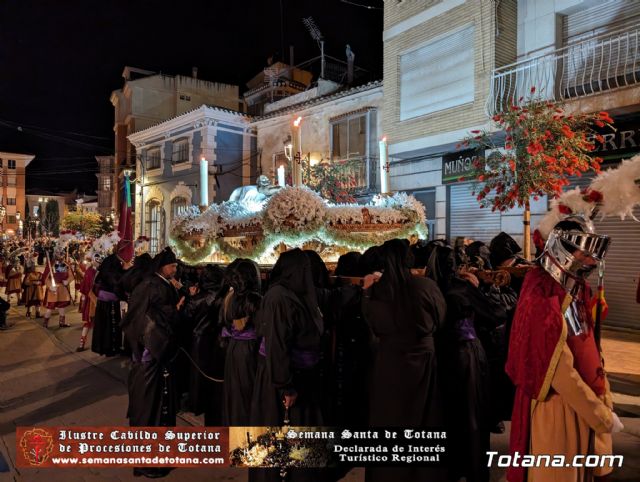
128;106;255;254
253;80;384;201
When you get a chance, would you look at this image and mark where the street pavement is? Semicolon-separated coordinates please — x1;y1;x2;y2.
1;305;638;482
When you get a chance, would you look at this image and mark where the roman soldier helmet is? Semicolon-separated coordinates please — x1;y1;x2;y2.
535;155;640;295
539;215;609;295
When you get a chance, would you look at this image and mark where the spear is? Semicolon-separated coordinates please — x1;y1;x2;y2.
45;250;56;290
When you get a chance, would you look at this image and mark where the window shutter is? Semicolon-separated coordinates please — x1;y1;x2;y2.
400;25;475;120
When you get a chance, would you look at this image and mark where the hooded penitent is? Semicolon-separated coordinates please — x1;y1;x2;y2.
489;232;522;267
269;248;323;334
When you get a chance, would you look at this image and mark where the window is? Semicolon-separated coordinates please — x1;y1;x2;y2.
173;139;189;164
171;197;188;218
8;160;16;169
7;198;16;205
0;159;3;168
179;94;191;101
7;215;16;224
331;114;367;160
400;25;474;120
146;148;161;170
145;200;164;255
33;206;39;216
329;109;377;191
8;176;16;186
102;177;111;191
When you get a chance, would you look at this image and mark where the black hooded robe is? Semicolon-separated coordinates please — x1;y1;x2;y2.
122;273;180;427
91;254;125;356
439;277;508;482
250;284;324;426
188;289;226;426
250;249;324;426
362;240;447;482
248;250;328;482
220;260;262;427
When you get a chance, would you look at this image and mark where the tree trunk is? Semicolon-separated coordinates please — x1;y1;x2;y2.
523;202;531;260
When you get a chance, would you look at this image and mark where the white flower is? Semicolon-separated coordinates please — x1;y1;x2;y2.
263;186;326;233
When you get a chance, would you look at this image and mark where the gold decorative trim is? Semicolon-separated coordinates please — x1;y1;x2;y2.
536;293;572;402
328;223;405;232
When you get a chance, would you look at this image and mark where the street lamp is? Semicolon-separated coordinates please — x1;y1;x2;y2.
16;211;21;238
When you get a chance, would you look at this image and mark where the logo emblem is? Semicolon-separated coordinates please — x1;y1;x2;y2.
19;428;53;466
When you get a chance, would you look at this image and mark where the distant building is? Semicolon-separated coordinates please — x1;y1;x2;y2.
252;80;383;200
243;62;314;116
25;191;68;236
0;151;34;237
109;66;242;213
128;106;255;254
95;155;116;216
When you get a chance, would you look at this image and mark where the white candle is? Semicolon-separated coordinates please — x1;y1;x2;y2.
292;117;302;186
277;165;286;187
200;157;209;207
379;137;390;194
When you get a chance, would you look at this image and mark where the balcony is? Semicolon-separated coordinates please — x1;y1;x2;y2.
332;157;379;194
487;24;640;115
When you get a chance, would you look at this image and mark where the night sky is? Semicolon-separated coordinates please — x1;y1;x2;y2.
0;0;382;193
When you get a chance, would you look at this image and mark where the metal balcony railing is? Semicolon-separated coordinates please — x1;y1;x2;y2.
334;156;379;194
486;24;640;115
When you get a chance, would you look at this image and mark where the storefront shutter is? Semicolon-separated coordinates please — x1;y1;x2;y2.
448;183;501;243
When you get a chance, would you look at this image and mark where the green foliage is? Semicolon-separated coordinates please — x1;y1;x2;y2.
61;209;109;237
300;159;360;203
43;200;60;236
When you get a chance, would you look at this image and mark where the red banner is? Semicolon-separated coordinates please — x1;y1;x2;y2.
16;426;229;468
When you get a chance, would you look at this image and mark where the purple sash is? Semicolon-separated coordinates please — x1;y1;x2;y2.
291;348;320;369
221;326;257;341
132;348;153;363
258;338;319;369
457;317;477;342
98;290;119;302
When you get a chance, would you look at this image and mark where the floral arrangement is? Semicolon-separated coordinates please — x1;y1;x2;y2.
461;86;615;257
58;230;79;247
170;205;211;235
88;230;121;259
263;186;327;234
229;428;332;468
372;192;427;224
170;187;428;263
215;201;262;230
462;88;614;212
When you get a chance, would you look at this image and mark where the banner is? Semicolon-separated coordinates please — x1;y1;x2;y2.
16;426;448;469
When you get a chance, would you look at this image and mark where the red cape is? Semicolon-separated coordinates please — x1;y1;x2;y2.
505;267;569;482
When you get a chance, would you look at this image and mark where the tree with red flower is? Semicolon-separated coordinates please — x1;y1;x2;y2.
461;87;614;258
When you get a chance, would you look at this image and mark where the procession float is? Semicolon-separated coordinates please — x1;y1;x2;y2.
169;177;428;264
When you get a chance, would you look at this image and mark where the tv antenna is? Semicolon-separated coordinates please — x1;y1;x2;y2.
302;16;325;79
